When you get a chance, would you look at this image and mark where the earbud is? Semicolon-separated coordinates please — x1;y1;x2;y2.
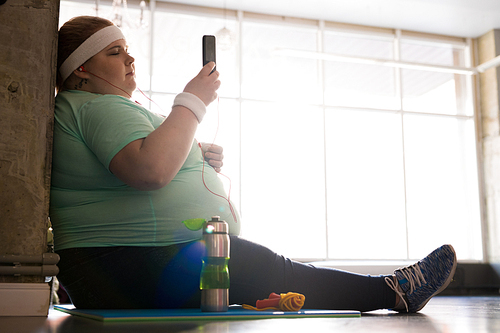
78;66;85;72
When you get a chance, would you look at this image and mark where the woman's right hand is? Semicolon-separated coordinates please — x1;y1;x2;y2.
183;62;221;106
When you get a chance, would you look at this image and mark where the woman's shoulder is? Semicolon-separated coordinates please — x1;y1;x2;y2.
55;90;163;125
56;90;132;106
56;90;105;116
56;91;146;115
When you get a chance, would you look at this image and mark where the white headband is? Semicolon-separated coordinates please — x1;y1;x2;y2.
59;25;125;82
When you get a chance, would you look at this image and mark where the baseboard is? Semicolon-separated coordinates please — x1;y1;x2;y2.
442;263;500;295
0;283;50;316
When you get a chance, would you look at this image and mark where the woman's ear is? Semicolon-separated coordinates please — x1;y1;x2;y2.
72;66;90;79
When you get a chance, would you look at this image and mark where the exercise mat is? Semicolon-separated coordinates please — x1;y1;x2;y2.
54;304;360;322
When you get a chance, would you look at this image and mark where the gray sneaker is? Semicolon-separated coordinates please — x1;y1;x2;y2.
385;244;457;313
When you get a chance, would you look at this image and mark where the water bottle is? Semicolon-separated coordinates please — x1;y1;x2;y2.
200;216;230;312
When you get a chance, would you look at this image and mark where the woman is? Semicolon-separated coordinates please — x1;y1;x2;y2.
51;15;457;312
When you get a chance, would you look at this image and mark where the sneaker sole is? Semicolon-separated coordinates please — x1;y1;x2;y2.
414;244;457;312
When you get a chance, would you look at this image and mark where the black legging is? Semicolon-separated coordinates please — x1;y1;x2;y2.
56;236;396;312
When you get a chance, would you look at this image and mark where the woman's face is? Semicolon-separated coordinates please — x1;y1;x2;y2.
83;38;136;97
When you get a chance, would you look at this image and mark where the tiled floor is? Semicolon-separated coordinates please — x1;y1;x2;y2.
2;296;499;333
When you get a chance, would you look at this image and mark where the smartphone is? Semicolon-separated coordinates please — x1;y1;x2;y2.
203;35;216;74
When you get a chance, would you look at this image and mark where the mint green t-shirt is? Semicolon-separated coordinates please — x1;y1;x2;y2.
50;90;240;251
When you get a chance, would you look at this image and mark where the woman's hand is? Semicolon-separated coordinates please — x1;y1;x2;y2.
200;143;224;173
183;62;220;106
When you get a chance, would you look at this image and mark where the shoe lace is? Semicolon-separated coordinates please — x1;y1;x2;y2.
399;263;427;294
384;263;427;312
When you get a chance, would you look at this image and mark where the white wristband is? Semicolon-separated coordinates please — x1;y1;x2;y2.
172;92;206;123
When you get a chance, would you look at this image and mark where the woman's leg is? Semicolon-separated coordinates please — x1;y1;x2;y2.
56;238;455;312
228;236;396;312
56;238;396;311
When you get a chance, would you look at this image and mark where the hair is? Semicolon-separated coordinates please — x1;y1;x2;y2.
56;16;114;92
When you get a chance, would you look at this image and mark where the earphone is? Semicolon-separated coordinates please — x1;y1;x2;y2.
77;66;85;72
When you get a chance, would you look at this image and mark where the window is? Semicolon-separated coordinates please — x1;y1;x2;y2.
60;1;483;262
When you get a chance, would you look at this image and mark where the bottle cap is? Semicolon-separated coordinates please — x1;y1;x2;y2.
204;217;228;234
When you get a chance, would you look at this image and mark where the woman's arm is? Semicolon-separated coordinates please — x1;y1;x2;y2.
109;63;220;191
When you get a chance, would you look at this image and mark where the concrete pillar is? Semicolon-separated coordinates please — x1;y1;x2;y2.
0;0;59;284
478;29;500;264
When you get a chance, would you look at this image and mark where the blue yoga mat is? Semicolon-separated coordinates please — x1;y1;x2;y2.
54;304;361;322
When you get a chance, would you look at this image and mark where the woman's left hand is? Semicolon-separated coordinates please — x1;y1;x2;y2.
200;143;224;173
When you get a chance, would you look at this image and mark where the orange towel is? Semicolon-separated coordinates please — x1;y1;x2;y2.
242;292;305;311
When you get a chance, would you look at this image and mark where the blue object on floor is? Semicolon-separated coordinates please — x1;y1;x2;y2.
54;304;361;322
